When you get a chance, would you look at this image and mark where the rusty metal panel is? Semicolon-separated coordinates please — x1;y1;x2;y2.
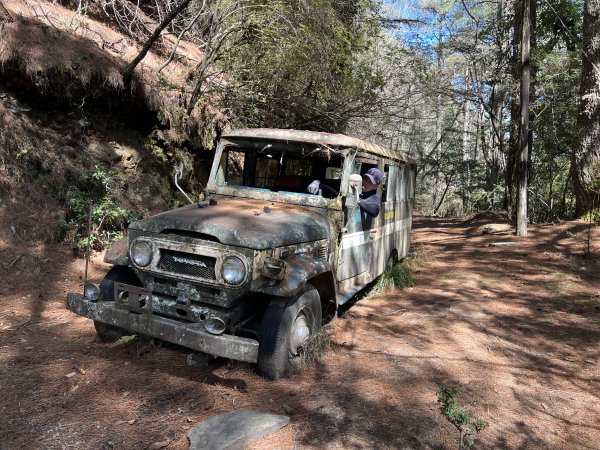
130;198;332;250
251;256;332;297
222;128;412;163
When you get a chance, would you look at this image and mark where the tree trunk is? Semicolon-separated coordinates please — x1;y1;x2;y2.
506;0;523;215
571;0;600;216
516;0;530;236
462;66;472;213
122;0;193;90
432;21;444;214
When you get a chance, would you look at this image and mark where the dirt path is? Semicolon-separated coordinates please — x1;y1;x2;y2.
1;215;599;449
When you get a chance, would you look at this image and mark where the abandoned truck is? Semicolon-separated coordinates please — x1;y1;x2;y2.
66;128;416;379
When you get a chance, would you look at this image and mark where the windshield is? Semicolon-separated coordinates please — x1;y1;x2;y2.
208;139;351;207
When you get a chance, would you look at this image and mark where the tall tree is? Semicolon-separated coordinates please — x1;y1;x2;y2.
571;0;600;215
517;0;531;235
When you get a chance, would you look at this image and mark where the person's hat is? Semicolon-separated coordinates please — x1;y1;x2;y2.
364;168;384;185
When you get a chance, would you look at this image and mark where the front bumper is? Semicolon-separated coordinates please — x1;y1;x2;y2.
66;293;259;363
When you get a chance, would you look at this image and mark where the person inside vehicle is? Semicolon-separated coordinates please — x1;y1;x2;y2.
307;167;383;217
356;167;383;217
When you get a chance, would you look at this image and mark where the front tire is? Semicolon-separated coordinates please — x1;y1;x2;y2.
94;321;126;342
94;266;140;342
257;286;322;380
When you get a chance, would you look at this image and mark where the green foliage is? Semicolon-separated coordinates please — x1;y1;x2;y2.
218;0;383;131
62;165;139;251
114;334;138;346
580;208;600;223
437;385;486;449
144;135;170;165
375;260;415;293
113;333;163;358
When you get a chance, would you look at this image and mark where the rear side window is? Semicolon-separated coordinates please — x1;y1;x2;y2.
382;164;398;202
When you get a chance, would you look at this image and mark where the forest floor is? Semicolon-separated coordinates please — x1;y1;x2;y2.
0;214;599;449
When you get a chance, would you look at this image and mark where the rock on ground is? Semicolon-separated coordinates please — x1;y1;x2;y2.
187;409;290;450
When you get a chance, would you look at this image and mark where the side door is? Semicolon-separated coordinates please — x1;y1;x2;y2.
336;157;381;282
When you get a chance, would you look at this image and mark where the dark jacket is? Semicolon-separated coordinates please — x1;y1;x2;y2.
358;190;380;217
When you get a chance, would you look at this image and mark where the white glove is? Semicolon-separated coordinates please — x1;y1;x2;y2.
348;173;362;196
307;180;321;194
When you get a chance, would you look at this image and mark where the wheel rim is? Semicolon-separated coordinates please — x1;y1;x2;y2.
289;311;310;356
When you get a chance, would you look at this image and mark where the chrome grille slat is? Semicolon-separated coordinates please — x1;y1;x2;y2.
157;249;216;279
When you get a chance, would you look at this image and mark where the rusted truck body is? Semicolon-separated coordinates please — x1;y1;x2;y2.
67;128;416;379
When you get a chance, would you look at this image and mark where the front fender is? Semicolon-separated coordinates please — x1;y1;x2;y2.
253;256;332;298
103;238;129;266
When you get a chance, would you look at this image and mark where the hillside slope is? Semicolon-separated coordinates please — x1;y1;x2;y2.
0;0;218;248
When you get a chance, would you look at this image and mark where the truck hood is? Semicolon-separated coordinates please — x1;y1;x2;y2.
129;197;330;249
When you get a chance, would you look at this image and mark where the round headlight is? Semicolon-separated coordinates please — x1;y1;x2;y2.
221;256;246;285
84;282;100;301
131;240;153;267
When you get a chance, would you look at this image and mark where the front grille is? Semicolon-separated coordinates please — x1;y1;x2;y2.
152;276;221;297
157;249;216;280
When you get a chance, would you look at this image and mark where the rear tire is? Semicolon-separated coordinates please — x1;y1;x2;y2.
257;286;322;380
386;250;399;269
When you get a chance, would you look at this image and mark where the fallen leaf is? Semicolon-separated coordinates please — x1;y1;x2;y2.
77;368;86;375
70;385;80;393
121;391;130;398
65;372;77;378
146;440;170;450
541;402;547;410
128;419;136;425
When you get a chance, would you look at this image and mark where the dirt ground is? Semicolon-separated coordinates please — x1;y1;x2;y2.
1;214;599;449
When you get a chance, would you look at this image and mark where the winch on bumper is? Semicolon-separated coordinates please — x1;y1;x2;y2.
66;288;259;363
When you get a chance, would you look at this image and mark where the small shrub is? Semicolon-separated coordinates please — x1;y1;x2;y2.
290;323;335;373
62;165;139;252
302;323;334;363
113;334;162;358
437;385;486;449
114;334;138;346
375;262;415;293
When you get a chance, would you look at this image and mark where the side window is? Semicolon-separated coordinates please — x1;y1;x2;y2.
407;166;416;200
285;158;313;176
255;156;280;188
325;166;343;179
382;164;398;202
397;165;406;200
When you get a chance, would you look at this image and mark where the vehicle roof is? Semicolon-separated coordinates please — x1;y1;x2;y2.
222;128;412;163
